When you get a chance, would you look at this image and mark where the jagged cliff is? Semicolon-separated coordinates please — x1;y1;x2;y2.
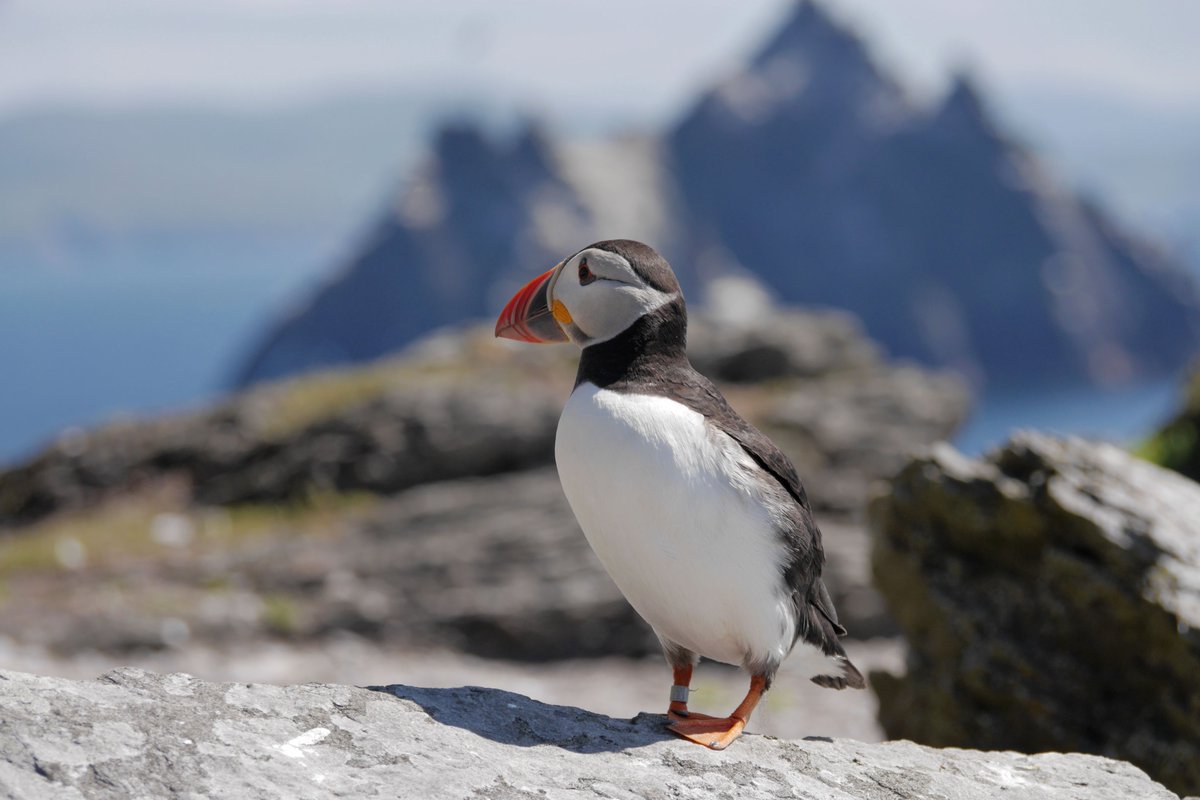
235;1;1199;391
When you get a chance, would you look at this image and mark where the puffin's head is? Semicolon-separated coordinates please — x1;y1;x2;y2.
495;239;681;347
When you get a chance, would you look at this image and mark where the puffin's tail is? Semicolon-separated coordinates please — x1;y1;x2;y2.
801;579;867;690
811;657;866;690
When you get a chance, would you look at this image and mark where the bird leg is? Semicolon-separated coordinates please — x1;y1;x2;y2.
667;664;716;722
667;674;767;750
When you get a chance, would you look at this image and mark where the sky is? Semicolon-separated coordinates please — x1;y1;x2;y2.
1;0;1197;124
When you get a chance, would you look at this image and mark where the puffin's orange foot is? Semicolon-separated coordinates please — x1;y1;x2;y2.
667;715;747;750
667;709;719;723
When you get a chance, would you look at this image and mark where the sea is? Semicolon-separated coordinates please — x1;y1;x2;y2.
0;238;1185;468
0;232;332;466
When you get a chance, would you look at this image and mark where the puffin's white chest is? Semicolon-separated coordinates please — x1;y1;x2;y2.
554;383;795;669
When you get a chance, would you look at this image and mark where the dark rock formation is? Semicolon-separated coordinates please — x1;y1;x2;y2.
208;468;653;661
0;376;561;529
0;667;1181;799
869;432;1200;796
234;1;1200;392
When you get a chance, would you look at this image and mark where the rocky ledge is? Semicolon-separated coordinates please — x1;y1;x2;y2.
0;668;1181;800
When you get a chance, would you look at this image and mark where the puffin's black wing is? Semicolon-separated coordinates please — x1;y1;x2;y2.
664;369;864;688
676;377;837;611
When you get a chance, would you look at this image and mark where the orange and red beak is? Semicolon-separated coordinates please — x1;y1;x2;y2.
495;264;569;343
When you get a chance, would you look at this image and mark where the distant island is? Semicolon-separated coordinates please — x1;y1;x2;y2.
235;0;1200;394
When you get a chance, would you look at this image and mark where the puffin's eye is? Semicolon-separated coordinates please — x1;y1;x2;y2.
578;259;596;286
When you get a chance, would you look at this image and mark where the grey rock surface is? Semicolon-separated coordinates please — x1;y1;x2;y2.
0;639;906;745
870;432;1200;796
0;667;1180;800
237;468;651;660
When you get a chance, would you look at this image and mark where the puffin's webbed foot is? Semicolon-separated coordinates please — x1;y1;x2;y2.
666;673;767;750
666;715;747;750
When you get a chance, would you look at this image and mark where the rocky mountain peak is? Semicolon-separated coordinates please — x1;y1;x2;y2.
233;117;586;386
511;121;558;172
930;74;999;140
751;1;881;82
694;1;906;129
432;120;564;212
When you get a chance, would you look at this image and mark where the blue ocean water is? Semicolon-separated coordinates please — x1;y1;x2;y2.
954;378;1180;456
0;239;1186;467
0;233;332;466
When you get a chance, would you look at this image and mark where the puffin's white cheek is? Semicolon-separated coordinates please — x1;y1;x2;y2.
575;297;633;343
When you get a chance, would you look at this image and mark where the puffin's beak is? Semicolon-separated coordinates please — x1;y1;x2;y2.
495;264;569;343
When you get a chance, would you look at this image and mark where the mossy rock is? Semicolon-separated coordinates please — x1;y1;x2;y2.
870;433;1200;796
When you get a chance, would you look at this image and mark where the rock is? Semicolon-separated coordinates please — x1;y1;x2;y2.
686;307;880;383
868;432;1200;796
236;468;657;660
0;668;1180;800
0;639;906;744
0;470;860;662
0;341;569;530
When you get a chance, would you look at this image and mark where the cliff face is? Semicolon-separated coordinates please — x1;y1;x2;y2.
0;668;1181;800
234;1;1200;392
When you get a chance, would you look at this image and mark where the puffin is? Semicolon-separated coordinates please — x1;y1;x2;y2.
495;239;864;749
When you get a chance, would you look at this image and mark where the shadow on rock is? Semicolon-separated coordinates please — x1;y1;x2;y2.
370;683;674;753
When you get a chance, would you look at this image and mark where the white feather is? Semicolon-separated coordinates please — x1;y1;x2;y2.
556;383;840;675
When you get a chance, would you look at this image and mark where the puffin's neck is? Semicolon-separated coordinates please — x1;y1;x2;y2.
575;299;689;389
